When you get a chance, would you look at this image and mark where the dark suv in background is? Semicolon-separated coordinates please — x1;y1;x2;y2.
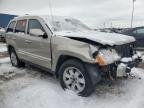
122;27;144;52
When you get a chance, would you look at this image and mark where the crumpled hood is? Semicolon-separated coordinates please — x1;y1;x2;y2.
55;31;135;46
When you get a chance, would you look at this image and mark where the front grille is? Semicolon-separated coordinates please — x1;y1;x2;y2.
115;43;134;57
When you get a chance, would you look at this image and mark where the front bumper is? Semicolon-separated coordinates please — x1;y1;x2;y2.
116;53;142;77
100;53;143;78
84;53;142;86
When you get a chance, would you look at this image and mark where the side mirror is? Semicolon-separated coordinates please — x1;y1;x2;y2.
29;29;47;38
42;33;48;39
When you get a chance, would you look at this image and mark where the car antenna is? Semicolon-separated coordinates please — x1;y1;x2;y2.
49;0;54;23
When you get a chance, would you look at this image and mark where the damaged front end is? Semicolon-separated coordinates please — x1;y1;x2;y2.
116;52;142;77
61;32;142;82
93;43;143;78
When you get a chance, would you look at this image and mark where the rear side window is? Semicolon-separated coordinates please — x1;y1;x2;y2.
15;20;27;33
7;21;16;32
28;19;45;34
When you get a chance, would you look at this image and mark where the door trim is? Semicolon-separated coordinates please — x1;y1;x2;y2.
18;50;51;62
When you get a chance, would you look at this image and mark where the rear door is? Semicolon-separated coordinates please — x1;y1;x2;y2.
25;18;52;69
14;19;29;60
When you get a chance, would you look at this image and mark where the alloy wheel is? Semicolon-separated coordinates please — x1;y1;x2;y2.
63;67;85;93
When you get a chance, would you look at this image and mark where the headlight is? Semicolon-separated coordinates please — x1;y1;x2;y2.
96;48;120;66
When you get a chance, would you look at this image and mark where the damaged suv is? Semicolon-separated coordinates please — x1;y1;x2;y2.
6;15;142;96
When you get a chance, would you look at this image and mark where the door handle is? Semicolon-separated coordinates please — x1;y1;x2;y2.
25;40;32;43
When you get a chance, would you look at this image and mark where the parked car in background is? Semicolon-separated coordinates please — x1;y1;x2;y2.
122;27;144;52
0;27;6;43
5;15;142;97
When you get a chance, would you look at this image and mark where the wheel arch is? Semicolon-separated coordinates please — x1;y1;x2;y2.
7;45;14;54
55;55;101;86
55;55;83;78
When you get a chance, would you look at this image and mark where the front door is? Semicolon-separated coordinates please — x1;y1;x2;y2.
25;18;52;69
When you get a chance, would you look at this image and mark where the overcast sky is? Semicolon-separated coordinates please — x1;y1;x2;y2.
0;0;144;28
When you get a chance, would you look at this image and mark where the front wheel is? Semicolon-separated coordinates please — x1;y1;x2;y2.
59;59;94;97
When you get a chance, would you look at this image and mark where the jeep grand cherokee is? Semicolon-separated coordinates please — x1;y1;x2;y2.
6;15;142;96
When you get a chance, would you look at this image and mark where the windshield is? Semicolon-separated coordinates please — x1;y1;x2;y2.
43;16;92;32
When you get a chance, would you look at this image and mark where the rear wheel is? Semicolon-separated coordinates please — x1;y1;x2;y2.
10;48;25;67
59;59;94;97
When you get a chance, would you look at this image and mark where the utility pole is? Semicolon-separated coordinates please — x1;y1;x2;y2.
103;22;106;29
111;22;113;28
131;0;136;28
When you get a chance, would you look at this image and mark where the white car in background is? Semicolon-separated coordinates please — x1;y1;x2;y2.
0;27;6;43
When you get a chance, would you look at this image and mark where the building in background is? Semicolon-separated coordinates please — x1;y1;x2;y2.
0;13;17;28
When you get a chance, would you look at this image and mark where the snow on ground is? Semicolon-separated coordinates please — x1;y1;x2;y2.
0;58;10;64
0;43;144;108
0;43;7;53
0;57;144;108
0;47;7;53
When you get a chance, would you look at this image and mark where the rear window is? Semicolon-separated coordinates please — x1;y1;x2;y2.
7;21;16;32
15;20;27;33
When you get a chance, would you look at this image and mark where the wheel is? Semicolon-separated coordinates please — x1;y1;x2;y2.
10;48;25;67
59;59;94;97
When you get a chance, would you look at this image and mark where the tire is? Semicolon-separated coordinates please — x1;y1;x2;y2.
59;59;94;97
9;48;25;67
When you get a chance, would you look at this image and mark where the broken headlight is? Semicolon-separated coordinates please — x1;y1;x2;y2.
95;48;120;66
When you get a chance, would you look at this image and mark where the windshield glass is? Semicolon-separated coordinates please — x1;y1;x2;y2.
43;16;92;32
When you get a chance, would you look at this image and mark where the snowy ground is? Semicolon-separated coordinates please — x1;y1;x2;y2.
0;43;7;53
0;43;144;108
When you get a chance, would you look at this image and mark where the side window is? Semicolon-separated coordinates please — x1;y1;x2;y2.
15;20;27;33
136;28;144;34
28;19;45;34
7;21;16;32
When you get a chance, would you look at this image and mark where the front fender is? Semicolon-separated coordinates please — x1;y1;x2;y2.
52;48;94;72
51;36;98;72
